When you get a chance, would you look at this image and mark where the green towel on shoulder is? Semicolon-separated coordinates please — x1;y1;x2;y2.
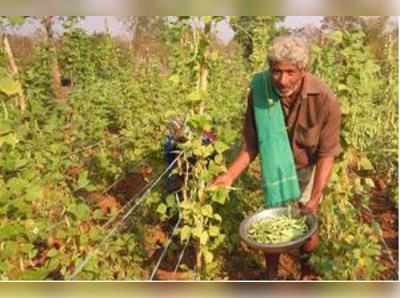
250;71;300;207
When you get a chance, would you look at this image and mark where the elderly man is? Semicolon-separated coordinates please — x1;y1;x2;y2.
213;35;341;279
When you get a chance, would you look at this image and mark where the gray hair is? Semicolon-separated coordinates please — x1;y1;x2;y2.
267;36;309;70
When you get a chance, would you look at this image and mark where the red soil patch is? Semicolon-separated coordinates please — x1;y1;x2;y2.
110;166;153;203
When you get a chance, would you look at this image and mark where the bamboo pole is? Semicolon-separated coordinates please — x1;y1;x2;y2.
41;16;66;103
3;34;26;112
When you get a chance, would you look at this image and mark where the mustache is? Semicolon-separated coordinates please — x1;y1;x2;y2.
273;81;302;96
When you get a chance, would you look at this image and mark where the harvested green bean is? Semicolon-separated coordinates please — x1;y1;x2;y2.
247;215;308;244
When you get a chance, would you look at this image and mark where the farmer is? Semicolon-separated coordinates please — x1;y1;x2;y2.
212;35;341;279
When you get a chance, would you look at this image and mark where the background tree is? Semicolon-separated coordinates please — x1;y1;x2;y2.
321;16;397;59
229;16;286;71
0;16;27;112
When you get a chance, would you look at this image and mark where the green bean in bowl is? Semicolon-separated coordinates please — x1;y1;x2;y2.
247;214;308;244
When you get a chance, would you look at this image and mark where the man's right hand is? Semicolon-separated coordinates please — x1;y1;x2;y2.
211;173;234;188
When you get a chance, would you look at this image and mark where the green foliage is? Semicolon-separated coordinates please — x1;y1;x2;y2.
0;16;28;28
311;159;385;279
309;28;397;280
0;75;22;97
59;27;128;84
0;17;397;281
230;16;286;71
154;113;232;279
0;39;23;102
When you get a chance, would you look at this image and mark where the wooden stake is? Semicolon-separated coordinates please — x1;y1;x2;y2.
3;34;26;112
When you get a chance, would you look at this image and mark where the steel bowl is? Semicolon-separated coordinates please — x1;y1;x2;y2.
239;206;318;254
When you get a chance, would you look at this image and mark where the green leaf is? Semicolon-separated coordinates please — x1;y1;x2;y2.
93;209;104;220
201;204;213;217
337;84;349;92
0;133;18;148
47;248;59;257
192;225;203;238
20;267;51;280
8;16;26;26
209;51;219;61
47;257;60;271
0;188;11;205
6;177;27;194
20;243;34;254
214;141;229;154
68;203;91;220
187;90;202;102
213;214;222;222
330;30;343;43
188;114;211;130
166;195;176;207
0;77;22;96
77;171;90;189
0;121;12;134
89;227;102;241
371;221;382;234
203;16;213;23
168;74;180;86
359;157;374;171
209;225;220;237
200;231;209;245
180;201;193;210
25;185;43;202
210;188;228;205
364;247;380;256
320;259;333;272
364;178;375;188
156;203;167;215
180;225;191;241
203;250;214;264
2;241;18;258
80;234;89;245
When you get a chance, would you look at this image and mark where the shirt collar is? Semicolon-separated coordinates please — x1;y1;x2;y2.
300;72;321;99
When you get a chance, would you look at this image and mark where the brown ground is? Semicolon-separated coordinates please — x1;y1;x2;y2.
110;166;152;203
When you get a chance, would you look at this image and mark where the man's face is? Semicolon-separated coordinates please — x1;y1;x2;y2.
270;62;305;97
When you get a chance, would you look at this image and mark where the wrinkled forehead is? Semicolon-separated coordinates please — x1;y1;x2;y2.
270;62;303;72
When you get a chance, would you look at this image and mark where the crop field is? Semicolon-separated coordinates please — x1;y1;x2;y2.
0;16;398;280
